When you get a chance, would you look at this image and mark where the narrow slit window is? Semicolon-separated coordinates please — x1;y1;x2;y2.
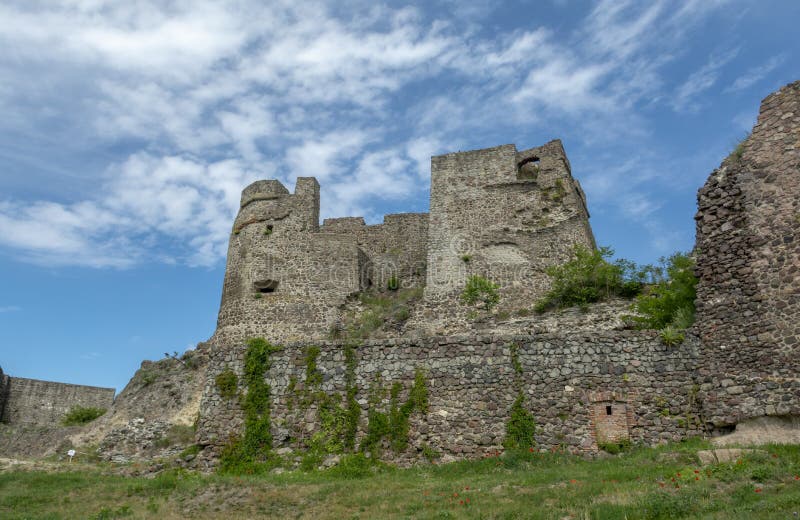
606;405;613;416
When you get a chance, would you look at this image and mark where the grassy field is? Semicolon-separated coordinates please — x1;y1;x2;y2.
1;439;800;519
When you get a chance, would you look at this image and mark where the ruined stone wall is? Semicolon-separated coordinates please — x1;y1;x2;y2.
197;331;701;463
321;213;429;290
695;80;800;429
0;367;9;422
424;140;595;316
3;376;115;426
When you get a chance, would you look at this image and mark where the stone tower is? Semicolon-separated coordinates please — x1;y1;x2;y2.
214;177;369;344
424;139;595;310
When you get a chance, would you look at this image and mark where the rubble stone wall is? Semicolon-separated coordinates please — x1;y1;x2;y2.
2;376;115;426
197;331;701;462
424;140;595;316
694;80;800;428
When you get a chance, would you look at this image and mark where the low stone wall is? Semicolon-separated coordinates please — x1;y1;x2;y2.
198;331;702;463
3;377;115;426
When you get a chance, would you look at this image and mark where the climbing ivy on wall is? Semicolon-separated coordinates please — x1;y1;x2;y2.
291;344;361;455
361;367;429;454
219;337;281;473
343;345;361;451
503;343;536;450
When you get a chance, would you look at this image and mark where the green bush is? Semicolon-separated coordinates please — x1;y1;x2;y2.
460;275;500;310
629;252;697;331
62;406;106;426
597;439;631;454
386;276;399;291
215;369;238;400
139;370;157;386
536;245;643;312
326;453;377;479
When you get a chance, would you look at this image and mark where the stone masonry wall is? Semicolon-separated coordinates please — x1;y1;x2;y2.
0;367;9;422
424;140;595;319
694;80;800;429
3;376;115;426
218;178;430;344
321;212;429;291
198;331;702;463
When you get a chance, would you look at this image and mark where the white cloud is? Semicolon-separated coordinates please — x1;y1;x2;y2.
672;48;739;112
725;54;786;93
0;0;734;268
0;154;265;267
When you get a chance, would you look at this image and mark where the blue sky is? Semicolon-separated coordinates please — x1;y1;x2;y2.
0;0;798;392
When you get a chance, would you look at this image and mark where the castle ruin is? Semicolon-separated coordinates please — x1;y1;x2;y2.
3;82;797;467
195;83;799;463
213;139;593;344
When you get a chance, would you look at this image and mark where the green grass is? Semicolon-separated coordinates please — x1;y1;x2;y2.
2;440;800;519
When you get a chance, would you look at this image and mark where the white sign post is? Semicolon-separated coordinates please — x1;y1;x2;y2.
67;449;76;463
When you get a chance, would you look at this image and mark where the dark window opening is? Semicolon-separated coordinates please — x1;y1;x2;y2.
606;405;613;416
254;280;279;293
518;156;541;179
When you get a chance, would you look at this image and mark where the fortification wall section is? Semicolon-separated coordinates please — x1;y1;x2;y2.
321;213;429;290
695;80;800;428
197;331;701;463
218;178;365;344
216;228;365;345
3;377;115;426
425;140;594;317
0;367;9;422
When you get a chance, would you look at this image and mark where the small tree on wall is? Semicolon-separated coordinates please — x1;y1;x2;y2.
460;275;500;310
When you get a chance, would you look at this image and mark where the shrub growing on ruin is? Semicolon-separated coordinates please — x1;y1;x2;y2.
629;252;697;331
461;275;500;310
62;406;106;426
535;245;644;312
659;325;686;347
215;369;238;400
387;276;399;291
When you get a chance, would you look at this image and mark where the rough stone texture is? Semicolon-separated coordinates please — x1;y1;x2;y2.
217;178;430;345
214;140;594;345
424;141;595;321
197;331;702;465
694;80;800;429
321;213;429;291
0;374;114;426
0;367;9;422
75;347;209;461
711;416;800;447
696;448;768;465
